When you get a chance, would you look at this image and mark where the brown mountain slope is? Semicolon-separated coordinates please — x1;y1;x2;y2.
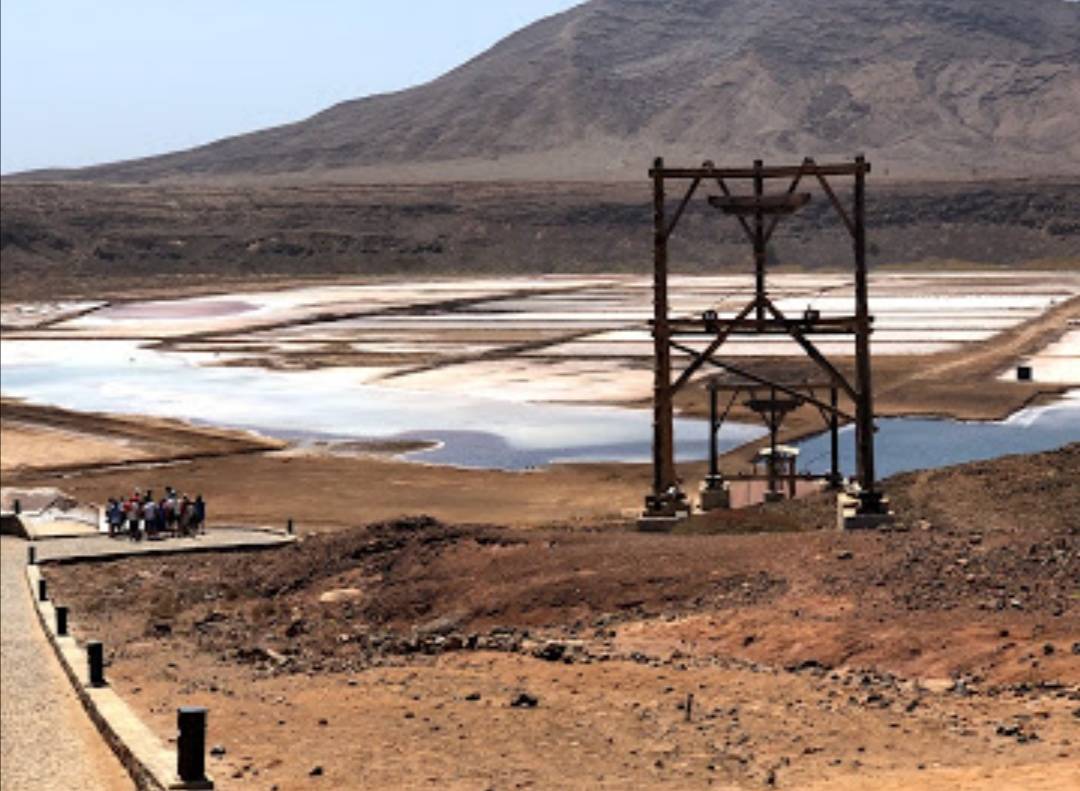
15;0;1080;183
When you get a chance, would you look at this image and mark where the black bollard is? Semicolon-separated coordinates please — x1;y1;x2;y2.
27;545;36;565
38;578;47;601
177;707;208;783
87;641;105;686
56;606;69;636
286;518;294;535
13;498;21;515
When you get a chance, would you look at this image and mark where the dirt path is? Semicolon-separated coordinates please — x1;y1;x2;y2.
884;294;1080;390
0;537;131;791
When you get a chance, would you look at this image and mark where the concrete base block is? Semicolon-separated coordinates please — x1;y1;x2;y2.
841;512;895;531
168;779;215;790
837;491;894;530
763;491;785;504
698;484;730;511
636;513;688;533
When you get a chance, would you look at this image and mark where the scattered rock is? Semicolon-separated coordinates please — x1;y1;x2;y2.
309;765;324;777
210;745;226;758
534;642;566;662
836;551;854;561
318;588;362;604
510;692;539;708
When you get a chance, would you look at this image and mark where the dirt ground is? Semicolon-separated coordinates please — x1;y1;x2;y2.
41;444;1080;790
2;400;650;529
0;398;281;479
3;271;1078;788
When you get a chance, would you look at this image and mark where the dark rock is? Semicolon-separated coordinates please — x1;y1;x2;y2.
210;745;226;757
309;765;324;777
510;692;539;708
535;642;566;662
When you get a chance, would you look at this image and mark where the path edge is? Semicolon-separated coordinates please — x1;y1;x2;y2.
25;559;212;791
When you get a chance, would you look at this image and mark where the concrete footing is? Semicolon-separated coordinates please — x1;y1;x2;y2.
836;489;894;530
636;513;688;533
698;482;731;511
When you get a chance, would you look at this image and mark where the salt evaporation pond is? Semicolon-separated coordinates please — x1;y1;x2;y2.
0;340;759;470
797;391;1080;479
3;338;1077;474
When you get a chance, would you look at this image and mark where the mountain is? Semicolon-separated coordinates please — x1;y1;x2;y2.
13;0;1080;182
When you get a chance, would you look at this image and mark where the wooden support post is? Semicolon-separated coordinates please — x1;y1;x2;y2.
651;157;678;504
753;160;766;324
708;381;719;482
829;384;841;489
768;386;779;496
852;155;877;500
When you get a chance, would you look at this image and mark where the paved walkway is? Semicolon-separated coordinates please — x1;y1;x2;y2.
0;536;132;790
34;526;294;563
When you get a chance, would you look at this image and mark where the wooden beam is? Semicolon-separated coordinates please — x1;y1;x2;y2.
662;177;701;241
668;343;857;420
669;298;758;394
651;162;871;179
667;315;863;335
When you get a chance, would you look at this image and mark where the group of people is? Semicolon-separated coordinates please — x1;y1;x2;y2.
105;487;205;541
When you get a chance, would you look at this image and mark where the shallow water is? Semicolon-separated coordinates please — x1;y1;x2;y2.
0;339;760;470
3;336;1077;474
796;392;1080;479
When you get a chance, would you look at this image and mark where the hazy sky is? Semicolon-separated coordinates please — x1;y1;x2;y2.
0;1;583;174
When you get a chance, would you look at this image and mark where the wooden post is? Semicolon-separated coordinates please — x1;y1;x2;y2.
852;155;877;499
753;160;766;324
829;384;841;488
768;386;779;496
708;381;719;482
651;157;677;503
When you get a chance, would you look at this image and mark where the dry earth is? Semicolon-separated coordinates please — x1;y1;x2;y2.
40;445;1080;790
3;180;1078;302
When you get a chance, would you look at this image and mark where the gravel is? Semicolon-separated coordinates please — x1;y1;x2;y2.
0;537;131;790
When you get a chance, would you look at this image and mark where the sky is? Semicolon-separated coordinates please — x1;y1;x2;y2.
0;1;583;174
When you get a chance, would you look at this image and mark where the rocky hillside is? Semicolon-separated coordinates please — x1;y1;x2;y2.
3;178;1077;299
13;0;1080;182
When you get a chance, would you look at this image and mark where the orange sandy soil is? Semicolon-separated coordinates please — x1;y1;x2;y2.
0;398;281;480
43;445;1080;790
